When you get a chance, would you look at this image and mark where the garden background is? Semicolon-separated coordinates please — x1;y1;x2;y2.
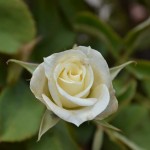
0;0;150;149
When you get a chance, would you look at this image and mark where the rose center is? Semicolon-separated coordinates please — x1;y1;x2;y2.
56;62;86;96
59;63;83;82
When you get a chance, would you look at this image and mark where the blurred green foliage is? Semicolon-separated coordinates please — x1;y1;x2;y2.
0;0;150;149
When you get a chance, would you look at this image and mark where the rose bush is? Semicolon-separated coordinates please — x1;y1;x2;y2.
30;46;118;126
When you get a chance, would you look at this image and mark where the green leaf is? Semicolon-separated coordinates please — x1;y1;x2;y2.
38;110;59;141
0;80;44;142
142;80;150;98
110;132;144;150
68;122;95;147
8;59;38;74
118;79;137;105
96;120;121;132
58;0;89;24
124;18;150;54
0;0;36;54
29;0;76;62
112;104;150;149
113;76;130;96
6;38;40;84
92;126;103;150
110;61;135;80
75;12;122;58
129;110;150;150
0;61;7;90
27;121;80;150
113;105;147;134
7;62;23;85
102;134;121;150
111;79;137;121
128;59;150;80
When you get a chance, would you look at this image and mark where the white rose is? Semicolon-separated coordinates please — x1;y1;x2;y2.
30;46;118;126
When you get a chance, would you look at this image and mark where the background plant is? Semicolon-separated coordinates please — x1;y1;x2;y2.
0;0;150;150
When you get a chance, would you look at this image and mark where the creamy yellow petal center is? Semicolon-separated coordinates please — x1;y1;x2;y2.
58;62;85;96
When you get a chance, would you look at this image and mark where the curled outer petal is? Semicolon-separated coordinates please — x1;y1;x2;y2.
42;84;110;126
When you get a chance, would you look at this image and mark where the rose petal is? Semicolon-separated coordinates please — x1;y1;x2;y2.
97;96;118;119
48;78;62;107
64;63;83;82
56;80;97;107
43;50;87;107
77;46;111;88
30;63;48;101
42;84;110;126
44;50;87;79
55;63;86;96
58;78;83;96
54;61;96;108
96;85;118;119
54;62;94;99
75;65;94;98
